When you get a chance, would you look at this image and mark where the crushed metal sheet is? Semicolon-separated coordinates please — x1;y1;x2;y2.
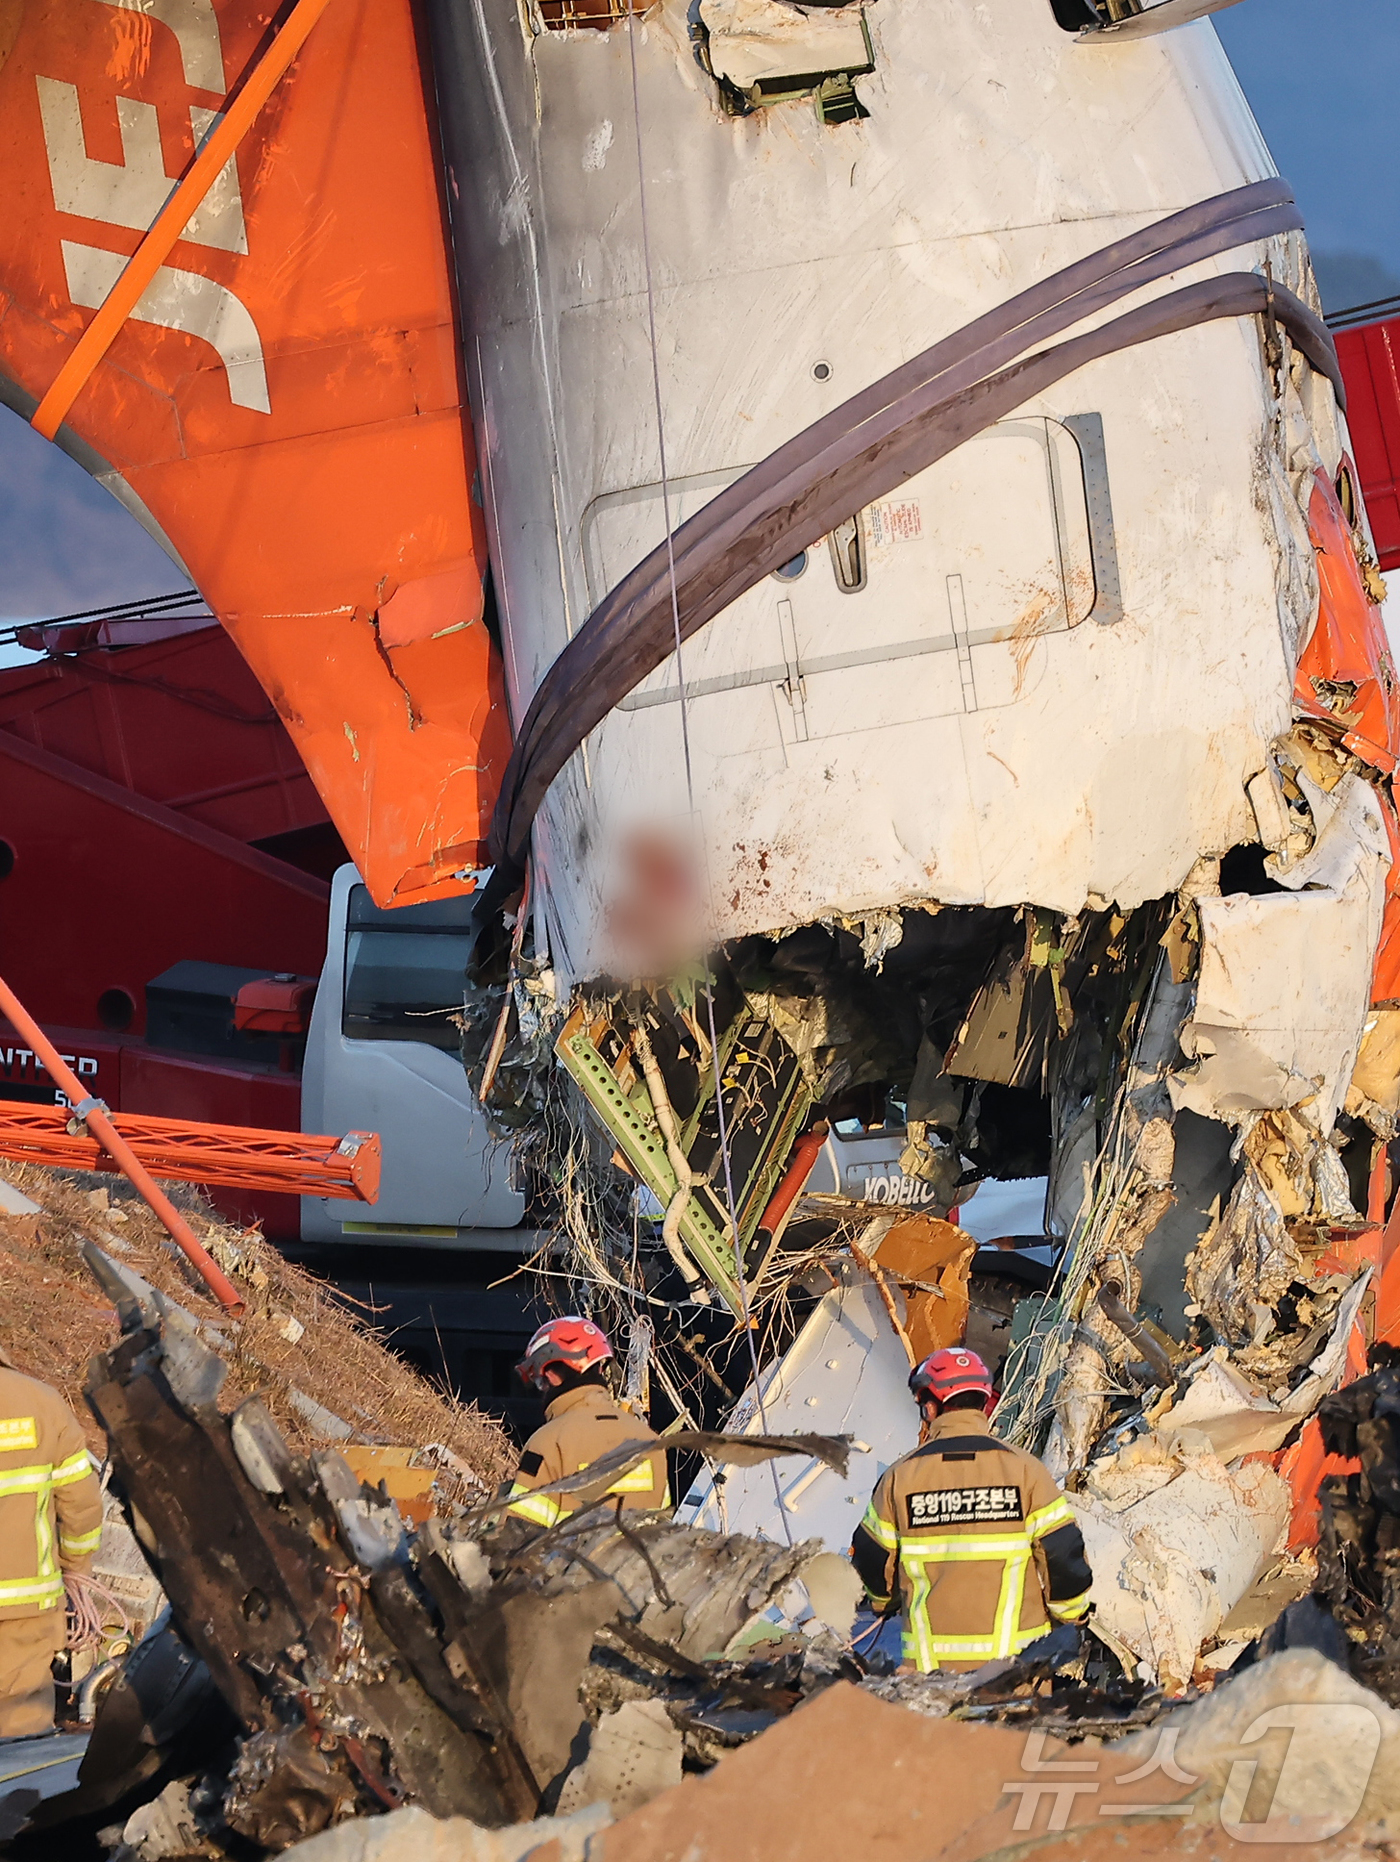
554;1698;682;1818
677;1274;911;1549
697;0;870;89
1170;773;1389;1132
1072;1447;1291;1693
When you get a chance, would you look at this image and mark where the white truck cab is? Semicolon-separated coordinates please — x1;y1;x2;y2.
301;867;529;1248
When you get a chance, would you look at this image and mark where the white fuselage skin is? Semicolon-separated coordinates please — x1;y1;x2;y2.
435;0;1336;986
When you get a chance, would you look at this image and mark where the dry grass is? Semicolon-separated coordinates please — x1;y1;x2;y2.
0;1162;514;1494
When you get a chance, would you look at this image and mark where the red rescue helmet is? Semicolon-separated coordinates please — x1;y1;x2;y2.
516;1316;614;1392
909;1347;995;1413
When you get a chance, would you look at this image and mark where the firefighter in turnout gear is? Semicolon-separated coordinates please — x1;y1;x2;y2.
851;1347;1091;1672
506;1318;670;1527
0;1351;102;1735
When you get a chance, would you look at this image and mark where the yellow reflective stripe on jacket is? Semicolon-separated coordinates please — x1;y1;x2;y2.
506;1482;563;1528
906;1630;995;1659
904;1618;1050;1662
0;1574;64;1607
604;1461;657;1495
1049;1585;1092;1623
34;1479;55;1590
609;1479;673;1507
899;1533;1035;1561
0;1466;55;1499
51;1450;93;1489
0;1453;97;1603
860;1500;899;1551
994;1545;1030;1657
897;1532;1037;1672
1026;1495;1073;1539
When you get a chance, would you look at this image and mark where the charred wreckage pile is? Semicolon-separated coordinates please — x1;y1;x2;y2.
15;1236;1400;1861
2;1252;980;1860
2;1253;857;1853
460;709;1400;1697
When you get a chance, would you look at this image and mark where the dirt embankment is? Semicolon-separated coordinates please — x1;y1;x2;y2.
0;1161;514;1492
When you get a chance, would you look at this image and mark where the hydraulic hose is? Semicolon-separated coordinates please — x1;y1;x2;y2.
1096;1280;1174;1389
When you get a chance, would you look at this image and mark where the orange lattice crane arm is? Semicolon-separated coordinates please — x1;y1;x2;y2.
0;1105;380;1204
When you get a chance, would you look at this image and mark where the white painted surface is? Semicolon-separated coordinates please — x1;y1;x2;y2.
1073;1455;1290;1690
38;80;247;253
1171;774;1391;1132
0;1177;41;1217
958;1176;1050;1242
676;1275;916;1549
61;243;268;414
97;0;227;94
444;0;1333;983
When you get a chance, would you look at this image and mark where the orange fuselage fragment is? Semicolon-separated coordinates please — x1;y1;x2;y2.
1295;470;1400;1002
0;0;509;904
1281;475;1400;1546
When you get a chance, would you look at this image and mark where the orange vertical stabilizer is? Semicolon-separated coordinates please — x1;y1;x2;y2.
0;0;509;904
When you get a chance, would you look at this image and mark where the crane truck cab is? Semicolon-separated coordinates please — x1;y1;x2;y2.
300;866;526;1248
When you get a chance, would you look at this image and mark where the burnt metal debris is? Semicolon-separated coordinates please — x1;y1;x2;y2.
16;1267;1400;1860
1317;1344;1400;1703
84;1261;536;1847
35;1263;859;1855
